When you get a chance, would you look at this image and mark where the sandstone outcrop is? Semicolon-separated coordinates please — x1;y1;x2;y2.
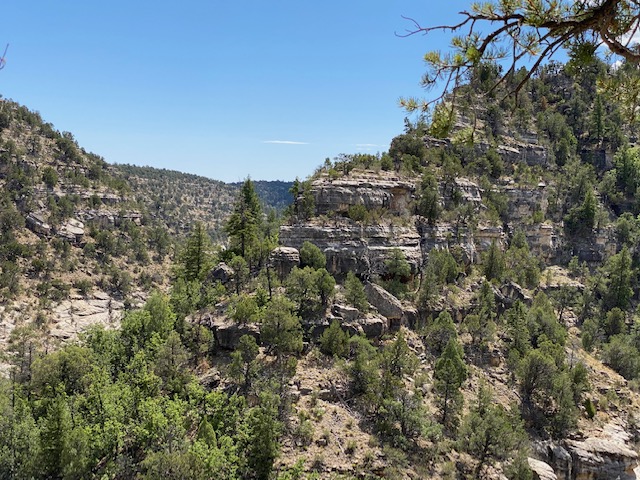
528;458;558;480
533;425;640;480
279;221;421;276
364;282;403;320
49;292;125;340
269;246;301;280
280;169;619;279
565;437;638;480
310;170;414;216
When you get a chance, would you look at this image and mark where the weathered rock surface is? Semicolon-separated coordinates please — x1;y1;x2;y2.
331;304;360;322
533;423;640;480
528;458;558;480
565;437;638;480
280;170;619;277
280;221;421;276
310;171;414;216
57;218;85;243
493;140;549;167
364;282;403;320
503;181;549;222
343;314;388;339
209;262;234;285
566;226;617;264
522;222;559;261
207;317;260;350
269;246;300;279
48;292;125;340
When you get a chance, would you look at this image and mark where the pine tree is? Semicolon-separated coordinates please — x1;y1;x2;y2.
344;271;369;312
319;320;350;357
380;330;419;397
299;241;326;270
602;246;634;312
425;311;458;356
417;171;441;223
225;178;263;262
384;248;412;297
177;222;215;282
260;296;303;358
433;337;467;432
483;240;505;281
459;383;529;478
229;334;260;392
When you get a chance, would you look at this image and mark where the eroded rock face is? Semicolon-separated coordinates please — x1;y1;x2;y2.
528;458;558;480
364;282;403;320
566;226;617;264
279;221;421;276
503;182;549;223
48;291;126;340
443;178;483;208
310;171;415;216
522;222;559;261
269;246;300;280
534;429;640;480
565;437;638;480
280;170;619;281
496;141;549;167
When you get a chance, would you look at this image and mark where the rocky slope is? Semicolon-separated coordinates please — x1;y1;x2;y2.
0;99;291;374
270;133;640;477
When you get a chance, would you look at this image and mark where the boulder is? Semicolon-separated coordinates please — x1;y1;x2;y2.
364;282;403;320
57;218;85;243
343;314;388;339
331;304;360;322
26;212;51;235
528;458;558;480
270;246;300;280
359;315;388;338
402;306;419;329
210;319;260;350
565;437;638;480
209;262;234;285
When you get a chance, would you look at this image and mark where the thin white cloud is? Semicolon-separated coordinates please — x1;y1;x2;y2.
355;143;382;148
262;140;309;145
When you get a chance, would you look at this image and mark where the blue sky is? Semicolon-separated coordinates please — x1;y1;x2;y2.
1;1;470;182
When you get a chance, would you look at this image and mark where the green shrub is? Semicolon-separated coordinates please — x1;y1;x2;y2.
347;204;368;222
584;398;596;419
319;320;349;357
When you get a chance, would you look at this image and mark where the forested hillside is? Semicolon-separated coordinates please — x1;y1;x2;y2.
114;163;292;242
0;100;291;375
0;100;176;356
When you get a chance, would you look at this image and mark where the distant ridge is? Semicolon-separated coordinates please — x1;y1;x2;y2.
113;163;293;240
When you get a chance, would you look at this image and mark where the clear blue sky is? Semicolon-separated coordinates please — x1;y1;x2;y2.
1;1;470;182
